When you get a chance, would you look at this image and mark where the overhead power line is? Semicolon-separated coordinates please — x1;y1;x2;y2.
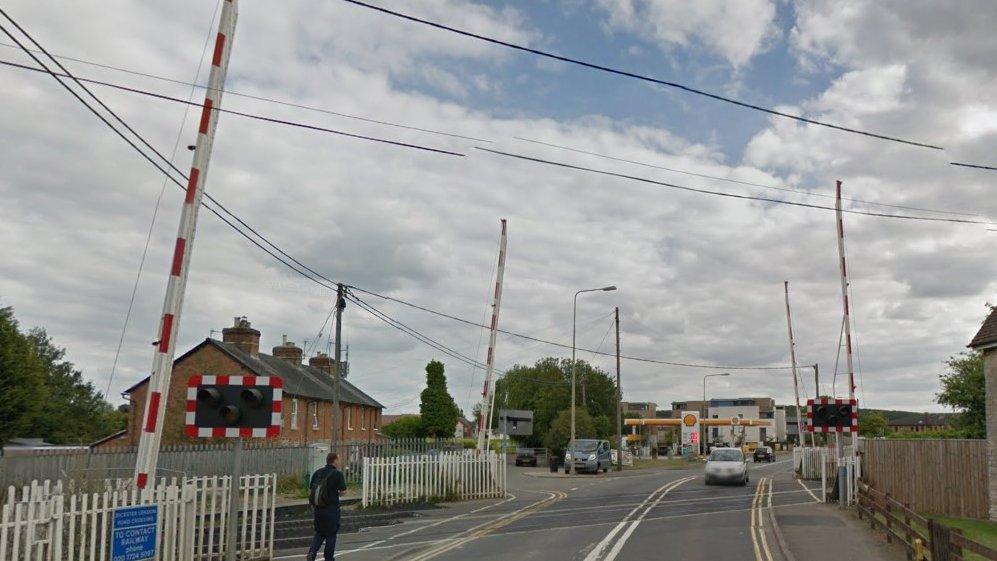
0;41;491;143
950;162;997;172
346;291;489;371
515;137;986;219
340;0;944;151
345;285;796;370
103;0;222;400
475;147;997;226
0;10;806;374
0;59;464;157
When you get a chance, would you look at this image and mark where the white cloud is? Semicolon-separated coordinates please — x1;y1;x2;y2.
1;0;995;418
597;0;779;68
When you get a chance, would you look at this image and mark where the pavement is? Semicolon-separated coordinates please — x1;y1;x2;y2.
271;454;907;561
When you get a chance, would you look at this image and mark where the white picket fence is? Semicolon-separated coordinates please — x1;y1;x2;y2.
792;446;860;505
361;451;507;508
0;474;276;561
793;446;827;480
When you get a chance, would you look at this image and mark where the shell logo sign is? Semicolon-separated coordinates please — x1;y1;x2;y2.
680;411;699;446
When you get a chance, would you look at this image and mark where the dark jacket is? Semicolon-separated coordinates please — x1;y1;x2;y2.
310;465;347;535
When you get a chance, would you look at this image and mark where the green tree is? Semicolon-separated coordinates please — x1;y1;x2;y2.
491;357;617;448
0;307;46;446
0;306;124;447
936;352;984;438
859;411;888;437
26;329;125;444
543;407;595;457
380;415;426;438
419;360;460;438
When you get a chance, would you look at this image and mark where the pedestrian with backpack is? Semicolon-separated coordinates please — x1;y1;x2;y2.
307;452;347;561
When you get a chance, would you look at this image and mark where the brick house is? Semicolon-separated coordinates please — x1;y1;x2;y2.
108;317;383;448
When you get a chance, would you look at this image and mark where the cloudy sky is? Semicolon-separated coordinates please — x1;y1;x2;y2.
1;0;995;416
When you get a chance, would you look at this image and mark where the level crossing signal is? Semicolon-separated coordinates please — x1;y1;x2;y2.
805;397;858;433
185;374;282;438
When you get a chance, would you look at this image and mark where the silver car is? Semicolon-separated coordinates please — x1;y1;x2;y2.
564;439;611;474
704;447;749;486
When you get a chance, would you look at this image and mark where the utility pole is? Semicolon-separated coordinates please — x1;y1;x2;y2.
477;219;507;452
813;363;820;397
614;307;622;472
835;180;858;454
331;284;345;453
784;281;804;449
134;0;238;489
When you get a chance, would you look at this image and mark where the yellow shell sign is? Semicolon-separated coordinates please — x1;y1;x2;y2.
682;413;698;427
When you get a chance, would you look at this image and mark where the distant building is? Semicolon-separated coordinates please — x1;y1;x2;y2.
621;402;657;419
887;414;951;433
671;397;786;445
102;317;384;449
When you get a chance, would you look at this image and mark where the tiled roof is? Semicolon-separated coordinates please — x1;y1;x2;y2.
124;339;383;409
969;308;997;349
213;340;383;408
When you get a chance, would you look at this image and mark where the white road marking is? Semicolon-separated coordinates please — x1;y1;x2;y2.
405;490;564;561
583;476;695;561
796;478;821;503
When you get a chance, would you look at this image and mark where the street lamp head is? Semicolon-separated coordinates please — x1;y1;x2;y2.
720;372;730;377
602;286;617;291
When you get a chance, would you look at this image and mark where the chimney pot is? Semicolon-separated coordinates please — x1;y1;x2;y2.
222;316;260;358
308;352;341;377
273;337;303;364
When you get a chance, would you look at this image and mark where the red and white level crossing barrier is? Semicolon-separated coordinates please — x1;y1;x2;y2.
134;0;239;489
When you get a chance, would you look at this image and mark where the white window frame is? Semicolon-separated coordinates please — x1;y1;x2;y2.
361;408;367;431
346;407;353;430
290;398;299;430
312;402;319;430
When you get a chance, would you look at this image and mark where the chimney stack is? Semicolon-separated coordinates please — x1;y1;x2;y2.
308;352;344;378
222;316;260;358
272;335;303;364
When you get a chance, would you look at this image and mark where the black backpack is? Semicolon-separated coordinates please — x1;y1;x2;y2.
309;469;335;508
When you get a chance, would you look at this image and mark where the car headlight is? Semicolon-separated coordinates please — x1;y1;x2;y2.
588;453;596;461
565;453;572;460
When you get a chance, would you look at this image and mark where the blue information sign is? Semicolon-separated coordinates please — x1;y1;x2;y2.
111;505;158;561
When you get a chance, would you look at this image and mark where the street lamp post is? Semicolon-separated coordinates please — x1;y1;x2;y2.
571;286;617;448
701;372;730;455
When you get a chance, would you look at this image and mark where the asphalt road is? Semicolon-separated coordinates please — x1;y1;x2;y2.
274;456;820;561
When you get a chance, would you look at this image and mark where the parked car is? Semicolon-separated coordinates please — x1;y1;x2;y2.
705;447;748;486
753;446;775;463
564;439;611;474
515;447;538;467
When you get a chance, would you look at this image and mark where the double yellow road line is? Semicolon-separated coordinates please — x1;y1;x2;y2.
750;477;775;561
407;490;566;561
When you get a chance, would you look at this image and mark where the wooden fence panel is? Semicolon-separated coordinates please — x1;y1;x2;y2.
861;439;987;519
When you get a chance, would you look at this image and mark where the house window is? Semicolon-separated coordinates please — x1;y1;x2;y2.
347;407;353;430
290;399;299;429
312;403;319;430
361;408;367;431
